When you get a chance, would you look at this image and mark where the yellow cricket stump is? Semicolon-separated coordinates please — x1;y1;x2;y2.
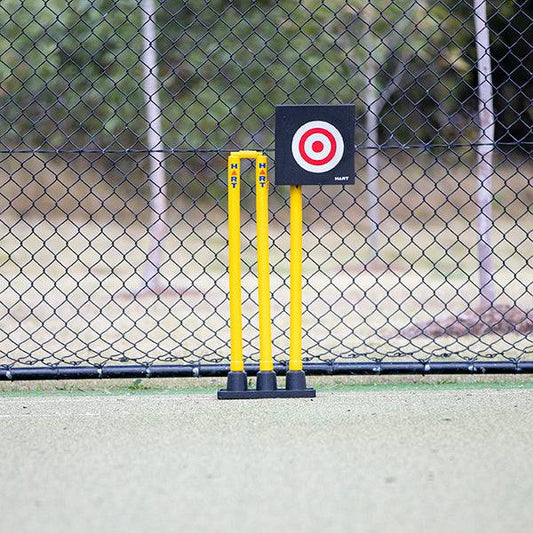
289;185;303;372
228;154;243;372
219;151;315;399
255;154;273;373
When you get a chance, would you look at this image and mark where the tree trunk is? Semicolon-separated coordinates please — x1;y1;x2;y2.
364;68;382;263
139;0;168;292
473;0;496;309
361;5;382;264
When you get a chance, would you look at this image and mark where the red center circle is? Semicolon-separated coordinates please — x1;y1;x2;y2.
298;128;336;166
311;140;324;153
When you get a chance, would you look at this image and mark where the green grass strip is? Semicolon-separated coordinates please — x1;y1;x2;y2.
1;378;532;398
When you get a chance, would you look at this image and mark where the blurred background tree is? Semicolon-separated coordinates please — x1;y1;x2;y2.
1;0;530;155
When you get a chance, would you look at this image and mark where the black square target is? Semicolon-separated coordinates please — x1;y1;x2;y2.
275;105;355;185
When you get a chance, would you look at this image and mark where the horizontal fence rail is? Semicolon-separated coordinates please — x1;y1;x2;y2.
2;361;533;381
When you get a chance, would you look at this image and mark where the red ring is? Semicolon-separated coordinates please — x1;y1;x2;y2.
298;128;336;166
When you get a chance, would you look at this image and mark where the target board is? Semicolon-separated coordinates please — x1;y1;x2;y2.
275;105;355;185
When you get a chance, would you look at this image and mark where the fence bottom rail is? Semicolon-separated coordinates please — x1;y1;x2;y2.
0;361;532;381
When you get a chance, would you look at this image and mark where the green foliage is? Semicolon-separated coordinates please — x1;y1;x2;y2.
0;0;529;152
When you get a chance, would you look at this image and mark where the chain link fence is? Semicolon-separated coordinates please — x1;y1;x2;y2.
0;0;531;376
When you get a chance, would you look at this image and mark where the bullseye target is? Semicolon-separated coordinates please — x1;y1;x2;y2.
275;105;355;185
291;121;344;173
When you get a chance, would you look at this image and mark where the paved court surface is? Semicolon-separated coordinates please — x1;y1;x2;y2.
0;385;531;533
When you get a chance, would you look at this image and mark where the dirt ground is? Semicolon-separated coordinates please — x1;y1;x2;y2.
1;381;531;533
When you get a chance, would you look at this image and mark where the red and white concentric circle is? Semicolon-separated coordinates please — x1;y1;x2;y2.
291;120;344;173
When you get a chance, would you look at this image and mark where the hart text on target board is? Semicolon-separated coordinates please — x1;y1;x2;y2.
275;105;355;185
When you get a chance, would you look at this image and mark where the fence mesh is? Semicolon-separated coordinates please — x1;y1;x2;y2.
0;0;531;372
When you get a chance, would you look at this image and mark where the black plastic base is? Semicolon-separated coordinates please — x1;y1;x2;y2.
225;370;248;391
256;370;277;390
286;370;307;390
218;388;316;399
218;369;315;400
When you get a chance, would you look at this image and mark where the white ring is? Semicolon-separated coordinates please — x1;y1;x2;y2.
291;120;344;173
303;133;331;160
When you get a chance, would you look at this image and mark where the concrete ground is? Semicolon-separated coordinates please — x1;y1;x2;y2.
0;383;531;533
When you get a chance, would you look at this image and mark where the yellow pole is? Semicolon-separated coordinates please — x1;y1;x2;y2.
289;185;303;371
256;154;273;372
228;155;243;372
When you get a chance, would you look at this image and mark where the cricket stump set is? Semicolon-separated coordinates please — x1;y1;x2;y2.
217;151;315;399
218;105;355;400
